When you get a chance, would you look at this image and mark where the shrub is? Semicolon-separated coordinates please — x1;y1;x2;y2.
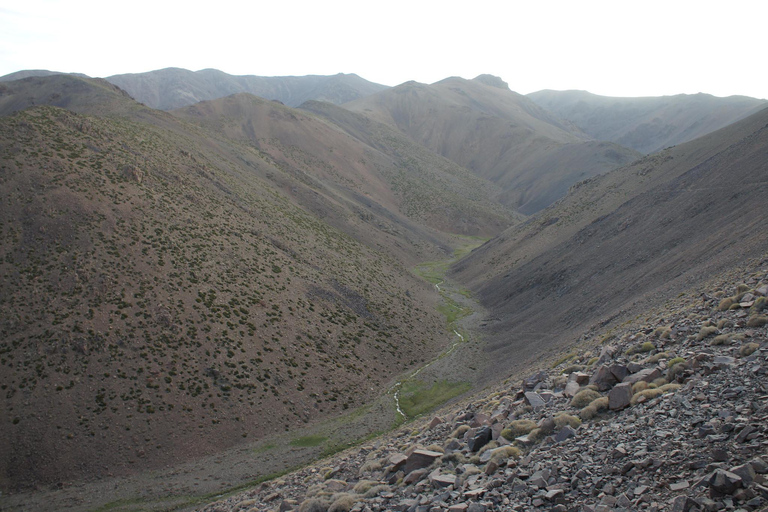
358;460;382;475
452;425;470;438
739;342;760;357
632;381;649;394
561;364;585;375
489;445;521;463
736;284;750;294
646;352;670;364
710;334;732;346
751;297;766;314
696;326;719;341
554;413;581;429
579;397;609;420
527;428;547;442
718;298;735;311
425;444;445;453
299;498;328;512
630;388;664;405
363;485;389;499
500;419;537;440
328;494;357;512
570;388;601;409
667;363;686;381
477;441;499;456
353;480;377;494
667;357;686;368
627;342;655;355
747;315;768;328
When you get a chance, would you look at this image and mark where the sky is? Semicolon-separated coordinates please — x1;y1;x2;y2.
1;0;766;99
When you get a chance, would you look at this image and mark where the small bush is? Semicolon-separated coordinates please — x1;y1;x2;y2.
751;297;766;314
299;498;328;512
452;425;470;438
358;460;382;475
477;441;499;456
667;357;686;368
627;342;655;355
718;298;735;311
328;494;357;512
696;326;719;341
650;377;668;388
632;381;649;394
440;452;467;464
489;445;521;463
579;397;609;420
363;485;389;499
561;364;585;375
739;342;760;357
353;480;377;494
501;419;537;440
736;284;750;294
425;444;445;454
667;363;686;381
747;315;768;328
570;388;601;409
711;334;732;346
630;388;664;405
554;413;581;429
527;428;547;442
646;352;670;364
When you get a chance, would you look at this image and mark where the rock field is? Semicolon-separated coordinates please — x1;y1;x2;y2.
200;265;768;512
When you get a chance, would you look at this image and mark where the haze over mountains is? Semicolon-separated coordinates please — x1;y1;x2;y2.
1;67;767;510
528;89;768;154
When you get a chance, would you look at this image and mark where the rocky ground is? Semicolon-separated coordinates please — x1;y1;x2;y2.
198;263;768;512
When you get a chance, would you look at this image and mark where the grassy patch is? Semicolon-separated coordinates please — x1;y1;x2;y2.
399;380;471;418
289;435;328;447
253;442;277;454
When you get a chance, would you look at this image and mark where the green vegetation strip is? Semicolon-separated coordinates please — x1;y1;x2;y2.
398;380;472;418
289;434;328;447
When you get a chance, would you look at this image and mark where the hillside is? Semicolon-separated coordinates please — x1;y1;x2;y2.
105;68;389;110
170;94;515;240
344;76;641;214
528;89;768;154
0;75;513;491
452;104;768;378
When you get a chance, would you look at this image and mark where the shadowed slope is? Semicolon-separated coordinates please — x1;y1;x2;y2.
452;105;768;378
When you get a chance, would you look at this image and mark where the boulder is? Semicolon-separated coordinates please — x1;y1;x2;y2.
608;382;633;410
524;392;546;409
404;449;442;474
467;426;493;452
622;367;662;385
523;371;548;392
708;469;743;497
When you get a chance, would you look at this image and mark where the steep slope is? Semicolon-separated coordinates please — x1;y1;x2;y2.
170;94;515;240
344;76;640;214
105;67;389;110
452;105;768;377
528;89;768;154
0;76;508;491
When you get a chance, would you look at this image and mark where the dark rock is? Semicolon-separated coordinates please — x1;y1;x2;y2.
622;367;662;385
708;469;743;497
555;425;577;442
404;450;442;474
523;371;548;392
524;392;546;409
608;382;633;410
467;426;492;452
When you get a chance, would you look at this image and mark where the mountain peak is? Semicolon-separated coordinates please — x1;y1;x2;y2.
473;74;509;89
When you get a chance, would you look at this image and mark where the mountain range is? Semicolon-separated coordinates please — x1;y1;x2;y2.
0;67;766;510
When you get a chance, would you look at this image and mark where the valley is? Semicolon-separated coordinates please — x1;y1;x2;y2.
0;68;766;512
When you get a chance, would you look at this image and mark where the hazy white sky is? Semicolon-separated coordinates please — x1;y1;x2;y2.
1;0;766;99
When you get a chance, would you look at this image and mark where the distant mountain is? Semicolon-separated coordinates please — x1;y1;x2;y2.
105;67;389;110
344;75;641;214
451;103;768;377
528;89;768;154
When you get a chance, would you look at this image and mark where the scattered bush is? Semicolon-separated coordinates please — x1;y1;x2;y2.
739;342;760;357
353;480;377;494
747;315;768;328
632;381;649;394
501;419;537;440
630;388;664;405
299;498;328;512
560;364;585;375
751;297;766;314
667;363;686;381
646;352;670;364
363;485;389;499
425;444;445;454
489;445;521;463
579;397;609;420
626;342;655;355
477;441;499;456
696;326;719;341
718;298;735;311
667;357;686;368
328;493;357;512
570;388;601;409
554;412;581;429
452;425;470;438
